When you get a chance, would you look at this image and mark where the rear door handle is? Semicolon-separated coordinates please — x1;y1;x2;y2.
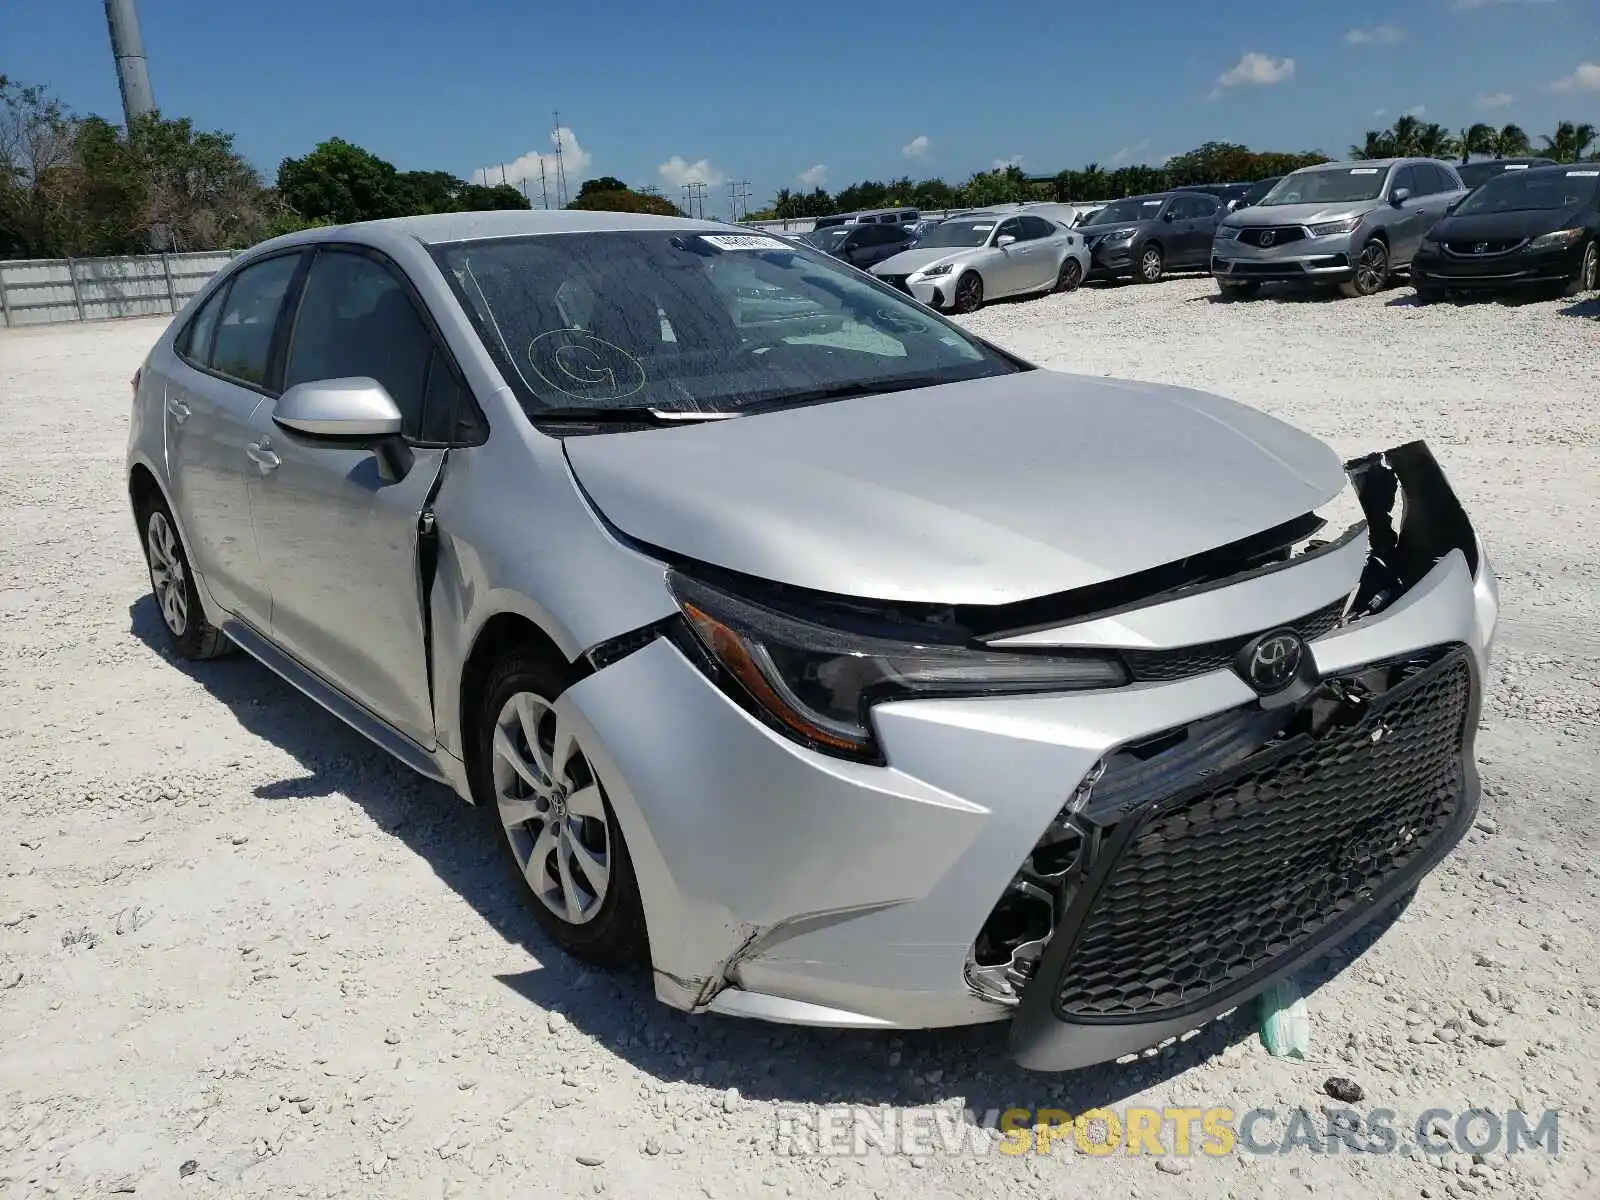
245;440;280;474
166;397;191;424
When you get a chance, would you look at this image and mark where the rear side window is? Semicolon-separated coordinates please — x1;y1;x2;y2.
283;249;436;440
206;253;301;387
1018;215;1058;239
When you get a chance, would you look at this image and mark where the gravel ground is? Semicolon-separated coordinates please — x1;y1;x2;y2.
2;278;1597;1200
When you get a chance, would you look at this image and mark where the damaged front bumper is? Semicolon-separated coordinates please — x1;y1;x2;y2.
556;441;1498;1068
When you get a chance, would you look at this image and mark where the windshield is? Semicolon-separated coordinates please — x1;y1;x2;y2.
1258;167;1389;206
801;229;850;250
914;220;996;248
1455;169;1598;216
433;231;1019;420
1083;198;1166;225
1239;177;1279;207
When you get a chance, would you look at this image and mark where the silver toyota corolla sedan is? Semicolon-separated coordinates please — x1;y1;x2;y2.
127;210;1499;1071
869;212;1090;312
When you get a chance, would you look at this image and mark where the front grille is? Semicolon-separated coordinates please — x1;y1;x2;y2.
1238;226;1306;248
878;274;912;293
1443;239;1525;257
1050;648;1472;1021
1121;597;1347;683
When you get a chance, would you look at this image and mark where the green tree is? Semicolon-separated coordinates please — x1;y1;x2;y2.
1489;124;1531;158
1458;123;1495;163
1542;121;1598;163
566;186;683;216
276;138;409;224
577;175;628;197
0;75;77;256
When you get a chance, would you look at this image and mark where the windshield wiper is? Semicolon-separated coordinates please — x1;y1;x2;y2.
533;405;743;427
743;373;978;409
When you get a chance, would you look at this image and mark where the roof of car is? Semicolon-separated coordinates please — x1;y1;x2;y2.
256;208;734;253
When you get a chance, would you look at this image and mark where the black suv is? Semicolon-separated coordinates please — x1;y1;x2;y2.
800;222;916;269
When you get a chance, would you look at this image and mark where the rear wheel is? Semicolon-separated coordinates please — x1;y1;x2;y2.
137;495;231;660
952;271;984;313
1135;244;1164;284
473;650;648;967
1053;257;1084;294
1561;240;1598;297
1339;238;1390;297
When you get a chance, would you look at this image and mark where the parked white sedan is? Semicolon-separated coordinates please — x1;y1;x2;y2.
871;213;1090;312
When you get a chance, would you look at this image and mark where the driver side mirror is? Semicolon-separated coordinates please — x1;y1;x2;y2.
1161;210;1175;222
1390;186;1411;207
996;234;1017;247
273;377;414;482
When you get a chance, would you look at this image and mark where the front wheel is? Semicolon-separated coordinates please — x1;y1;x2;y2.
138;496;231;660
1339;238;1390;297
474;650;649;967
1561;240;1598;297
952;271;984;313
1135;244;1164;284
1053;257;1084;294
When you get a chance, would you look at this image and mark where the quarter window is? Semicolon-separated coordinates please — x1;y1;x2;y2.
205;253;301;387
283;250;436;439
177;281;227;365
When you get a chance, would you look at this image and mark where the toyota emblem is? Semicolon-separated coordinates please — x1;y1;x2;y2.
1259;230;1276;247
1236;629;1305;694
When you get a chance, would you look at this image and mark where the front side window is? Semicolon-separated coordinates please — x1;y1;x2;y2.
433;231;1020;420
1258;168;1392;206
205;253;301;387
284;250;437;437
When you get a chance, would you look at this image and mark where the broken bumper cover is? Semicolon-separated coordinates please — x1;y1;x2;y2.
557;442;1497;1068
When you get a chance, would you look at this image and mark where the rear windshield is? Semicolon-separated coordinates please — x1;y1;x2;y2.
1455;169;1598;215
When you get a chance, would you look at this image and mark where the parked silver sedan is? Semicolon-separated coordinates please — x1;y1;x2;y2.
128;210;1499;1071
869;212;1090;312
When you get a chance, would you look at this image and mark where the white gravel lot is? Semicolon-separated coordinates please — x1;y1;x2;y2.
1;278;1597;1200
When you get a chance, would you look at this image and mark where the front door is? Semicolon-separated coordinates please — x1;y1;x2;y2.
162;251;302;625
247;246;457;747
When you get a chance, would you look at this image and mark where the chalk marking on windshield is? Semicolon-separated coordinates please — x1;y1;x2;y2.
527;329;647;401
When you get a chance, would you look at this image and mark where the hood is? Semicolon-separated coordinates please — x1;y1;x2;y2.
1222;201;1374;228
1428;207;1581;241
871;246;967;275
563;370;1347;606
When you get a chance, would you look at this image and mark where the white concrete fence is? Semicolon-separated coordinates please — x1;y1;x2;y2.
0;250;242;328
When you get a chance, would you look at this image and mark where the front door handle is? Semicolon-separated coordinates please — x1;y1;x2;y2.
166;397;191;424
245;439;281;474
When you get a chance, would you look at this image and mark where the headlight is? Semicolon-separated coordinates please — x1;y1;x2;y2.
1216;226;1240;241
667;572;1128;759
918;262;955;277
1107;228;1138;241
1309;217;1361;237
1529;228;1585;251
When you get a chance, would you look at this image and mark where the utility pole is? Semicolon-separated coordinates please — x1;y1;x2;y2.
681;182;708;218
539;158;550;209
552;110;568;207
104;0;157;129
728;180;752;221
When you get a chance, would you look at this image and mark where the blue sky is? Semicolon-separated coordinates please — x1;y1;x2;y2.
5;0;1596;216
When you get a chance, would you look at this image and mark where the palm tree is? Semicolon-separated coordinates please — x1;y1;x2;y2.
1389;115;1424;157
1489;124;1531;158
1458;123;1495;163
1350;130;1395;160
1542;121;1599;163
1416;123;1457;160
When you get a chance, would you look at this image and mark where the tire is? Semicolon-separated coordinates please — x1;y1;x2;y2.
1560;240;1598;297
952;271;984;313
1217;280;1261;300
471;649;649;968
1339;238;1390;298
1053;257;1084;294
1134;243;1164;284
137;493;231;660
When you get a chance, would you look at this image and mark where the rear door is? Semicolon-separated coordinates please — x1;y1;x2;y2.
1016;216;1064;288
163;251;304;625
247;245;476;747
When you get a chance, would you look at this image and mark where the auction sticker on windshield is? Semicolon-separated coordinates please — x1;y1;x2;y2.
1567;170;1599;177
700;234;793;252
1350;169;1380;174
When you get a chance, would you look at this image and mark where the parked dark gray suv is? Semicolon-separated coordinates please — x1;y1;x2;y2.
1081;191;1224;283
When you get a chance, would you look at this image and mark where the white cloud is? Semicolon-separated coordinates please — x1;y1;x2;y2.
474;127;593;193
991;155;1025;171
1550;62;1600;92
1373;108;1387;117
1109;138;1151;164
1475;91;1516;108
1403;104;1428;117
795;163;828;188
657;155;727;190
1208;52;1295;99
1345;25;1405;44
902;135;932;162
